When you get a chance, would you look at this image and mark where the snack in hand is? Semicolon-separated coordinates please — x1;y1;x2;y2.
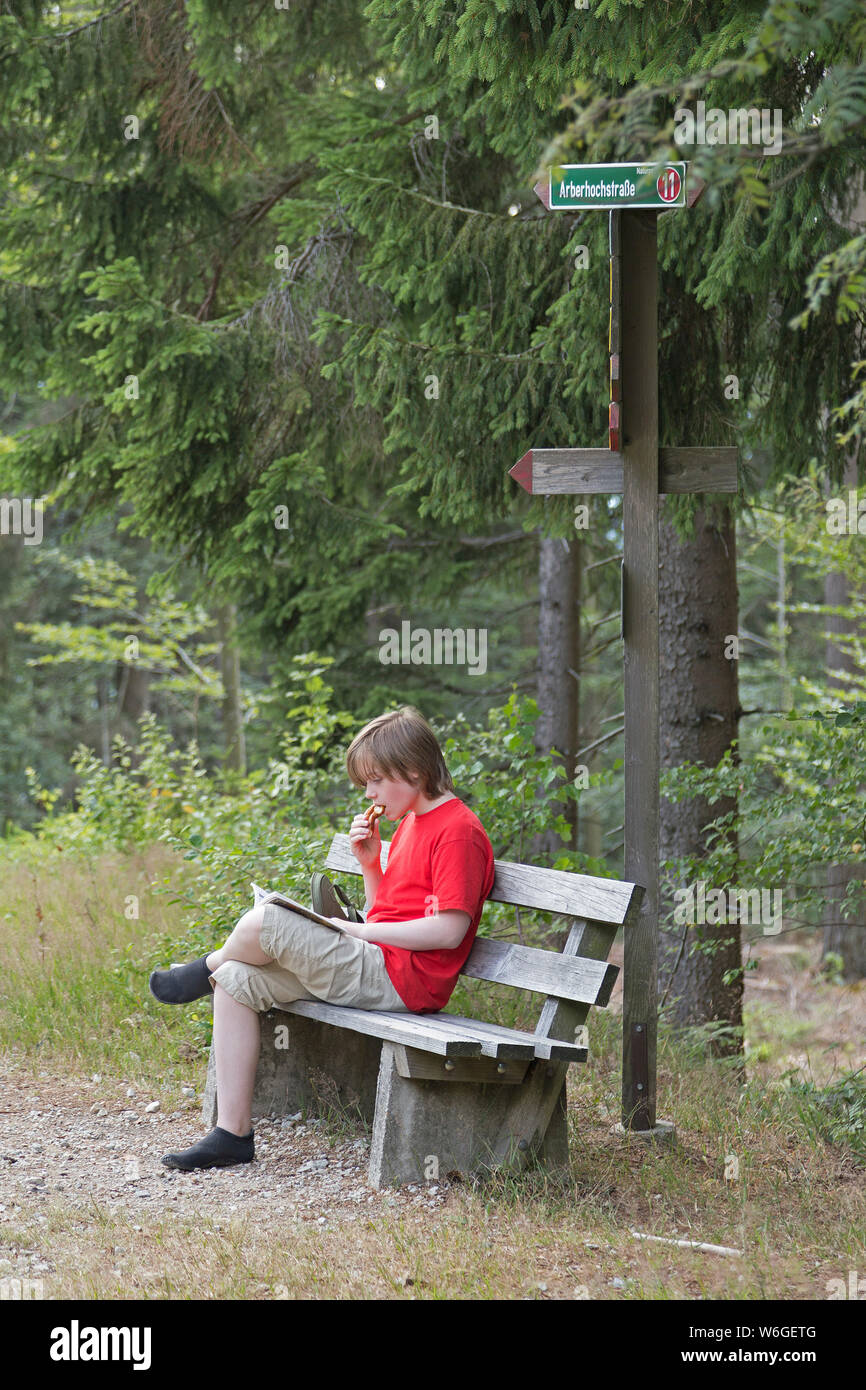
363;803;385;832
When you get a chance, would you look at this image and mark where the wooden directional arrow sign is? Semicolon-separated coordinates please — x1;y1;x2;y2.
510;446;739;496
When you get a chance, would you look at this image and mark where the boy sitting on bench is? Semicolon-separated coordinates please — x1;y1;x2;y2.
149;705;495;1170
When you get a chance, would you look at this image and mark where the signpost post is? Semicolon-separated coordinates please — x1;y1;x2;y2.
513;164;738;1136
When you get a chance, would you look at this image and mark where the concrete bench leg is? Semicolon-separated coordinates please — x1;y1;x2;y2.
368;1044;568;1190
202;1010;382;1130
533;1076;569;1170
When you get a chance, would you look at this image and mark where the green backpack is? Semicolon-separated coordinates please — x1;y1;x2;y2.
309;872;365;924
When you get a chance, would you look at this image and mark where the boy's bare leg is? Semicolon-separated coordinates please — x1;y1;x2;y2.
212;984;260;1136
158;909;271;1166
203;906;268;1134
206;905;271;972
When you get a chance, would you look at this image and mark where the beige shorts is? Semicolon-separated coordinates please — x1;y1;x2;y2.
210;903;410;1014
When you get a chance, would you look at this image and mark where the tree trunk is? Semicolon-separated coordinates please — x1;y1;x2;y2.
822;454;866;979
658;503;743;1054
579;678;604;863
534;532;580;856
217;602;246;777
96;672;111;766
116;662;151;724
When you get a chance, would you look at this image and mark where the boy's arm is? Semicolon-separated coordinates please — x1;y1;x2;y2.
341;836;491;949
348;811;384;912
360;862;383;914
336;911;471;951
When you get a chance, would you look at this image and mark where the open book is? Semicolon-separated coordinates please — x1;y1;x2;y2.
250;882;349;934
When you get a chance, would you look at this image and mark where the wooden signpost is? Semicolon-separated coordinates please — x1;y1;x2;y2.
513;163;738;1135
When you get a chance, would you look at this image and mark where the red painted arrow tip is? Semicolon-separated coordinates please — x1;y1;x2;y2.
533;179;551;210
510;450;534;492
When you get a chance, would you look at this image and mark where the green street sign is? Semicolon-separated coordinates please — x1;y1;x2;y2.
549;162;687;210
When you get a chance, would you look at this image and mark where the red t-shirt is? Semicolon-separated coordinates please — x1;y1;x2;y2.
366;797;495;1013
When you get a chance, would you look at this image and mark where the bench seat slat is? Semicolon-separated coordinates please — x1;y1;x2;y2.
417;1013;587;1062
401;1013;537;1059
531;1036;588;1062
324;834;642;924
456;1015;587;1063
276;1001;588;1063
277;1000;483;1057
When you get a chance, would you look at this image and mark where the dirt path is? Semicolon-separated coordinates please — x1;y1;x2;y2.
0;1056;450;1234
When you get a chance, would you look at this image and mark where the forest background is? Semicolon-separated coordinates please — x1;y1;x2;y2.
0;0;865;1108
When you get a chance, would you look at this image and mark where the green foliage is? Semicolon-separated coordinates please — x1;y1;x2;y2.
268;652;359;809
15;546;224;700
6;0;861;655
783;1068;866;1158
661;475;866;934
791;233;866;450
7;680;586;961
661;707;866;928
439;690;610;875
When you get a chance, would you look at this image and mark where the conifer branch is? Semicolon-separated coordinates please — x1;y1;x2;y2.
195;258;223;323
383;531;526;549
211;91;264;168
357;108;427;142
217;223;355;336
553;52;866;172
0;1;137;63
330;320;546;361
190;163;319;319
229;164;318;241
337;168;505;219
48;1;137;43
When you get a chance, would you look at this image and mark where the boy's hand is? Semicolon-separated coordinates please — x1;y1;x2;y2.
348;811;382;868
330;915;368;940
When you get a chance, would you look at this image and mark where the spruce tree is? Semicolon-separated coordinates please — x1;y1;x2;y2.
2;0;865;1036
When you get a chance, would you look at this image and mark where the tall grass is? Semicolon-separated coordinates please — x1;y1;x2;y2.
0;844;212;1091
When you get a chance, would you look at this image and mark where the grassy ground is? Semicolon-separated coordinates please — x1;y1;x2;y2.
0;846;863;1300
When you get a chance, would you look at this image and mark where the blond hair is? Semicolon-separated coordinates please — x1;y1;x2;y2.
345;706;454;797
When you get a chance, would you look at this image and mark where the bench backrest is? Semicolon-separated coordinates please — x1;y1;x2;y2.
324;833;643;1013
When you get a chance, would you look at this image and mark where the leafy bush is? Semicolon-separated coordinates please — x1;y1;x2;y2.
660;702;866;941
439;691;610;876
782;1069;866;1160
5;675;592;965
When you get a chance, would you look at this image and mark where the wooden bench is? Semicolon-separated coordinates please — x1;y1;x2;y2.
202;833;644;1189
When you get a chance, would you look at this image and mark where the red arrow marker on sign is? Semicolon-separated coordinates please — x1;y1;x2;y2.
510;450;534;491
533;179;551;210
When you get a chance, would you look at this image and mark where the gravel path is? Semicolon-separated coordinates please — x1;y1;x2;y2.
0;1056;451;1230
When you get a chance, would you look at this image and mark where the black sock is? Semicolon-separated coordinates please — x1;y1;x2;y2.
161;1125;255;1171
149;955;213;1004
